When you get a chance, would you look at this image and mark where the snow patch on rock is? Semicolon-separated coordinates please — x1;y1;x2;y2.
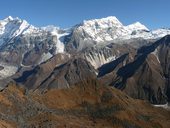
42;26;71;53
39;52;53;64
153;103;170;110
0;63;18;79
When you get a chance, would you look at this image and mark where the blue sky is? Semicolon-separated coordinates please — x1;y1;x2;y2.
0;0;169;29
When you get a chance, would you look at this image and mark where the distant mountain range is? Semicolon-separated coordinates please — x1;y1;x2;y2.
0;16;169;104
0;16;170;127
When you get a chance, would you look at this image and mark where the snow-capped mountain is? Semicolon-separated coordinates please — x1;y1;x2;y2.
0;16;170;106
79;16;126;41
0;16;170;53
65;16;170;53
0;16;170;79
73;16;150;42
71;16;170;42
0;16;70;54
0;16;69;79
125;21;149;32
0;16;41;46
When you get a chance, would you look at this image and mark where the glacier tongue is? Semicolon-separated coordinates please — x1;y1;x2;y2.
42;26;71;53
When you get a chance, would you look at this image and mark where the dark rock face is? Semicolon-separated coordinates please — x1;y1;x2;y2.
98;35;170;104
122;54;166;104
14;53;70;90
0;66;4;71
37;57;97;90
14;56;97;90
158;36;170;101
98;53;130;77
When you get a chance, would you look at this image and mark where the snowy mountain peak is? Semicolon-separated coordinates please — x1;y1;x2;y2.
0;16;169;56
2;16;25;23
126;22;149;31
73;16;127;42
4;16;14;21
0;16;40;46
41;25;60;35
1;16;29;27
82;16;123;28
71;16;170;45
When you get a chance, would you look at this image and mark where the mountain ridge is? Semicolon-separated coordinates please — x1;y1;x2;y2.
0;15;170;127
0;16;170;105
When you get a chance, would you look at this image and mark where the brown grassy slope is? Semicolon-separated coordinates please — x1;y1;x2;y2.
0;81;169;128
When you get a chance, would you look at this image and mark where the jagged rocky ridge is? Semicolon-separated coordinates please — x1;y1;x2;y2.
99;35;170;104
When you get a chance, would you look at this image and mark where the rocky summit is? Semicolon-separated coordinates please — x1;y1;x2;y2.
0;16;169;127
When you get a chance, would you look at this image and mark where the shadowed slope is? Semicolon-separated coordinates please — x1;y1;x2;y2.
0;81;169;127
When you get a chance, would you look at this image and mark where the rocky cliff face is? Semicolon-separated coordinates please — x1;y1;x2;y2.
98;35;170;104
15;57;97;90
